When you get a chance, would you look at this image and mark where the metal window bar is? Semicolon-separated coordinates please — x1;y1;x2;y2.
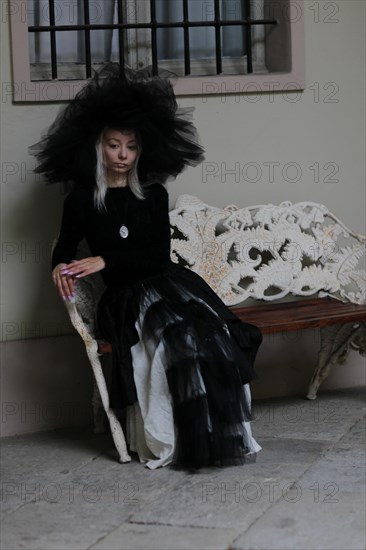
48;0;57;79
28;0;277;78
150;0;158;75
182;0;190;76
214;0;222;75
245;0;253;74
116;0;125;72
83;0;92;78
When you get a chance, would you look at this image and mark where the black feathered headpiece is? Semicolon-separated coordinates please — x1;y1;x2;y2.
31;65;205;188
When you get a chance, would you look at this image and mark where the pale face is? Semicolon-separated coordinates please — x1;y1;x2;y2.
102;128;139;185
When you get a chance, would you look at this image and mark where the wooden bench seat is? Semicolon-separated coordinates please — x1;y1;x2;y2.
233;297;366;333
98;297;366;350
97;297;366;400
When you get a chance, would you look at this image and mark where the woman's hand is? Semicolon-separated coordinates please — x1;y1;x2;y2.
60;256;106;279
52;257;106;301
52;262;77;301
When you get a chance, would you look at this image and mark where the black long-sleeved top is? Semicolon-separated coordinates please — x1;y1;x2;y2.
52;183;172;286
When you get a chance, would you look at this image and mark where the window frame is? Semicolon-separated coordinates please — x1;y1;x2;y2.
9;0;305;102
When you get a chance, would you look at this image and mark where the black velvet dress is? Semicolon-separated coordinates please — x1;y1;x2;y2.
52;183;262;469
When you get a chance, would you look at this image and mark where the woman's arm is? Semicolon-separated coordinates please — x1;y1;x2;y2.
52;192;86;268
52;192;91;300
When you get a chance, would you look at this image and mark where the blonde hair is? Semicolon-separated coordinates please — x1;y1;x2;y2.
94;128;144;211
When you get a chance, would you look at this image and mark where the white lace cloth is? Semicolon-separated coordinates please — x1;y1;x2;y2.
127;336;176;469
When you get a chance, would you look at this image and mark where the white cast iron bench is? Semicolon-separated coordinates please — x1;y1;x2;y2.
63;195;366;463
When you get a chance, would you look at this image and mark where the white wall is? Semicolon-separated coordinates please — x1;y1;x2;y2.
1;1;365;435
175;2;365;226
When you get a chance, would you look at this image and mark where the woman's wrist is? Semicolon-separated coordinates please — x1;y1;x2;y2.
52;263;67;275
97;256;106;269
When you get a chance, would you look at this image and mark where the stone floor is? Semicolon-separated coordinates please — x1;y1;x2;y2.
1;387;365;550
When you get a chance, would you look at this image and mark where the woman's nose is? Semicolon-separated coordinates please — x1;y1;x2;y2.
118;147;127;159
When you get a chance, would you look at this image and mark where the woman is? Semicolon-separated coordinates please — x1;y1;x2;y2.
34;66;262;469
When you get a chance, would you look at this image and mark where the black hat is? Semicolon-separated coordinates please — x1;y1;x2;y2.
31;64;205;189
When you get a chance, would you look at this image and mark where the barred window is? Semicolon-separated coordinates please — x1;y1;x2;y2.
9;0;305;101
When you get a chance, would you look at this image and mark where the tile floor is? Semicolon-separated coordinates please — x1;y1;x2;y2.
1;387;365;550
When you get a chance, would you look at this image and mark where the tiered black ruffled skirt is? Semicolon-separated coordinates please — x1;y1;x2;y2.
98;263;262;469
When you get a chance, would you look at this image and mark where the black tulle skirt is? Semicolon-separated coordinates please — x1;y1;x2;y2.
97;263;262;469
